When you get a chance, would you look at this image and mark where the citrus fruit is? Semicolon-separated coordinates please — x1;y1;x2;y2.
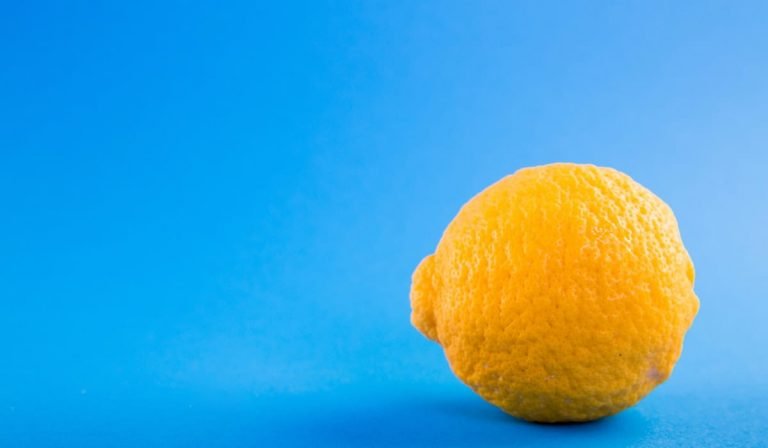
410;163;699;422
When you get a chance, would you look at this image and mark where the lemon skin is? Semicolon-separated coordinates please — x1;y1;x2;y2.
411;163;699;422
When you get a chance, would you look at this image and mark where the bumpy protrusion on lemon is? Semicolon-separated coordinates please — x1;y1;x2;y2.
410;163;699;423
411;254;438;342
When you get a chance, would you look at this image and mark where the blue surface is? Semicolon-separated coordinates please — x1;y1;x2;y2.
2;1;767;446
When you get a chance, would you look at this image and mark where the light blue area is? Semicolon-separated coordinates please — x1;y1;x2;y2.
1;1;767;446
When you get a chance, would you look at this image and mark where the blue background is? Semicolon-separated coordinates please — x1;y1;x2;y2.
2;1;767;446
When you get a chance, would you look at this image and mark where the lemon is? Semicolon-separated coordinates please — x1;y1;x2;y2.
411;163;699;422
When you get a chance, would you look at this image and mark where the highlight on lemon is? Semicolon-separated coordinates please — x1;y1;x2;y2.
410;163;699;423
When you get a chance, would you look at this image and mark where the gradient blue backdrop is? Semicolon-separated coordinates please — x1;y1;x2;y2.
2;1;767;446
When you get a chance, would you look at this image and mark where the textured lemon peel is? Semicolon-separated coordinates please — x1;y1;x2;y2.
410;163;699;422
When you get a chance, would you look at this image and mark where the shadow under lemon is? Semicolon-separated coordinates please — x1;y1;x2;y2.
278;390;648;447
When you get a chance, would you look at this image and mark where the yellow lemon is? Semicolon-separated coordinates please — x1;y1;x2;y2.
411;163;699;422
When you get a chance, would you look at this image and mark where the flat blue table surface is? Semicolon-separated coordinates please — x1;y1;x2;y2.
2;1;767;446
